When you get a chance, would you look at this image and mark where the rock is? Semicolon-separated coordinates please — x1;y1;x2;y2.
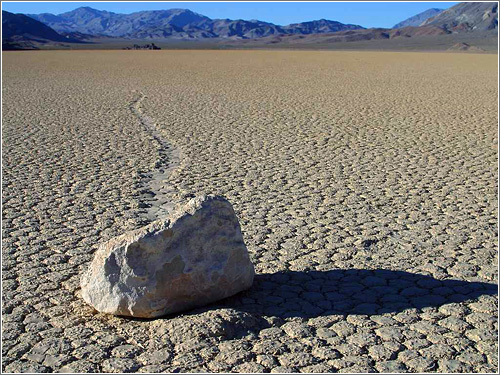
81;195;254;318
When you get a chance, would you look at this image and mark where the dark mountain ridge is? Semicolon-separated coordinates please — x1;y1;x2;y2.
283;19;362;34
2;10;82;49
2;10;68;42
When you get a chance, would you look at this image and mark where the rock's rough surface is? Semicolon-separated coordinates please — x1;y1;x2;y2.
81;195;254;318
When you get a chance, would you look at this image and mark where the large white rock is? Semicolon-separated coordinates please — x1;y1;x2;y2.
81;195;254;318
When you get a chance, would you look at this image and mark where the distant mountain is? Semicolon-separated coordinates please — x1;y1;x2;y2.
2;10;83;49
27;6;364;39
30;7;211;37
2;10;68;42
283;19;363;34
203;19;285;39
421;2;498;31
236;25;451;46
393;8;444;28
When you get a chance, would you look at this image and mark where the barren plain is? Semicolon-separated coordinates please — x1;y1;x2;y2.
2;50;498;373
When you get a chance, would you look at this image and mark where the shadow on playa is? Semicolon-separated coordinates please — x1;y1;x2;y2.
123;268;497;337
216;268;497;319
120;268;497;342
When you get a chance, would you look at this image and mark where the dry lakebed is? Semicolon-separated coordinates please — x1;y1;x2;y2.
2;50;498;373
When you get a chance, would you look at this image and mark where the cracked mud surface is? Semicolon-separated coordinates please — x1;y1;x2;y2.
2;50;498;373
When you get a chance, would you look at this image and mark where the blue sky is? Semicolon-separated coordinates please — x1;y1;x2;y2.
2;2;458;28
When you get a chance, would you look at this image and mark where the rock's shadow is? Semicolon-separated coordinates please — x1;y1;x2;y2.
220;268;498;319
122;268;497;329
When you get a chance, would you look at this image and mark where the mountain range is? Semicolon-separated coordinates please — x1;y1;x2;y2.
27;7;364;39
2;2;498;50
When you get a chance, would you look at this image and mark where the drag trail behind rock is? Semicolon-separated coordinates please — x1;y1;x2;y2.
129;91;183;221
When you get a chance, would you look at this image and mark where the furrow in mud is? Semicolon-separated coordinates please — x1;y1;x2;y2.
129;92;181;221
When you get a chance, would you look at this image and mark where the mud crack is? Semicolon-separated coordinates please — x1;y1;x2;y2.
130;92;181;221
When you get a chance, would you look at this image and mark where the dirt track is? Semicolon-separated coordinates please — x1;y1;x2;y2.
2;50;498;373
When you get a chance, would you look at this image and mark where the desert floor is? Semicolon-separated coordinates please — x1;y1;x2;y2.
2;50;498;373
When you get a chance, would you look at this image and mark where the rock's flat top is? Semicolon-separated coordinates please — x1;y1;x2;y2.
2;51;498;373
81;195;255;318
